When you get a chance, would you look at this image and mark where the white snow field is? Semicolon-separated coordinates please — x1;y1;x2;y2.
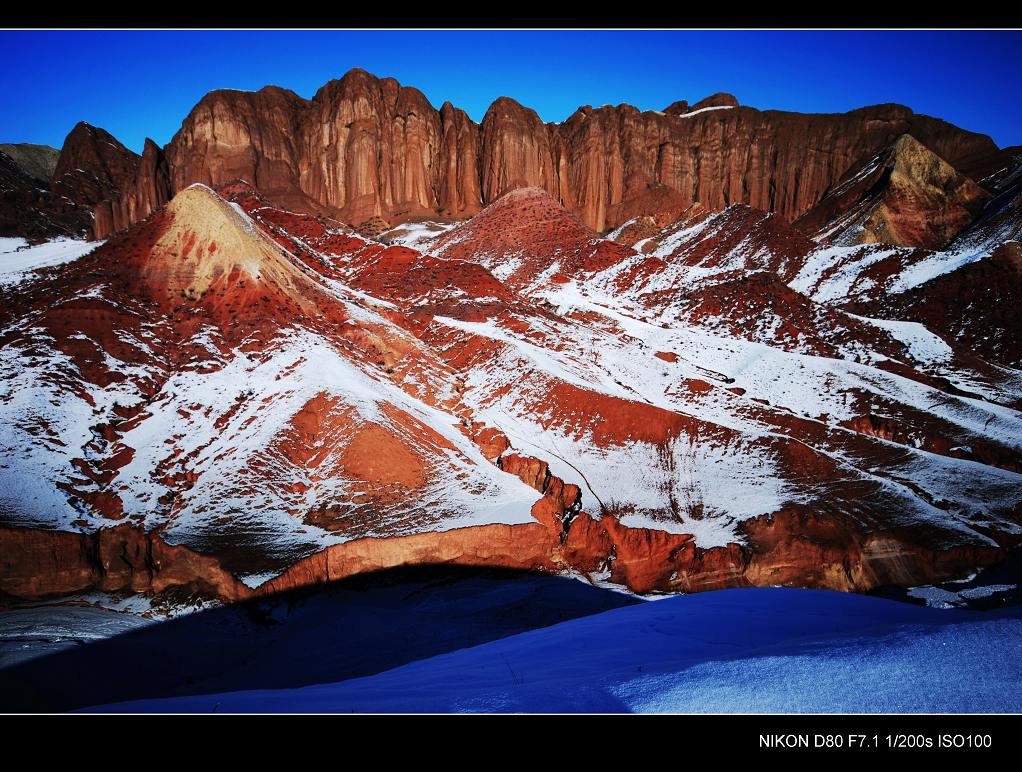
0;604;154;670
375;220;460;250
85;588;1022;714
0;237;101;285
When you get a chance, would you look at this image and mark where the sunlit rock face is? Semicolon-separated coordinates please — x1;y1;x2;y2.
88;69;1010;240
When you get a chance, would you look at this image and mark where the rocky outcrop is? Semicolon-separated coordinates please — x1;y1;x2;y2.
497;452;582;535
93;138;172;238
257;522;561;597
89;70;1011;240
796;134;990;249
740;507;1016;591
3;502;1011;603
563;506;1015;595
2;419;1014;603
51;122;140;237
0;524;250;601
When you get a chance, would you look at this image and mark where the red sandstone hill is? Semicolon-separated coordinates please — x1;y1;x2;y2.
795;134;990;250
430;186;634;288
27;68;1009;246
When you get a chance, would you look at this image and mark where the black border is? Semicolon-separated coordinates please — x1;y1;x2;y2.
2;13;1020;749
3;6;1022;29
4;713;1021;760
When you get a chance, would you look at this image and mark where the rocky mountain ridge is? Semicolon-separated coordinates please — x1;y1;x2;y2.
28;68;1010;243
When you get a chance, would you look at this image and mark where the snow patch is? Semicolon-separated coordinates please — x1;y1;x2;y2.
0;238;102;286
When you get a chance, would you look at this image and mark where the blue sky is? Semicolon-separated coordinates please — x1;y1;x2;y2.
2;30;1020;153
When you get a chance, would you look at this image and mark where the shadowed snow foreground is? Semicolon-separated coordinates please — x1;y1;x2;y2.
86;588;1022;714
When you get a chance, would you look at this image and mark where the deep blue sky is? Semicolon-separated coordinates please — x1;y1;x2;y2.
2;30;1021;153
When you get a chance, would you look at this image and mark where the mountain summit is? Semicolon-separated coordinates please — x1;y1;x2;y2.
797;134;990;249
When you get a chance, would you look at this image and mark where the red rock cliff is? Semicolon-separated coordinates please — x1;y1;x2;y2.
52;123;139;228
91;70;1010;239
93;138;173;238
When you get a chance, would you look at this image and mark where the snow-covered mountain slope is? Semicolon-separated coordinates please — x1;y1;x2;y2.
424;190;1021;542
0;184;540;584
1;181;1020;599
429;187;633;288
82;588;1022;714
842;156;1022;370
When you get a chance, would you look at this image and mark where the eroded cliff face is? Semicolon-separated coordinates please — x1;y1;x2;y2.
0;524;250;601
437;100;483;218
302;73;444;225
52;122;140;237
93;139;173;239
91;70;1010;239
481;96;559;204
162;72;481;230
165;86;312;213
552;102;1003;233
